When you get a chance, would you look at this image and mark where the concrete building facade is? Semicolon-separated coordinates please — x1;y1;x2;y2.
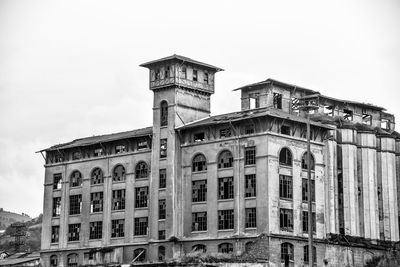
39;55;399;266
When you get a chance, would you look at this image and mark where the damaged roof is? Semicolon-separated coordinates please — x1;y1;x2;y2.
40;126;153;152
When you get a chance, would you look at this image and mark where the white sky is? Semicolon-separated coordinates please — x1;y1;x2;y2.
0;0;399;217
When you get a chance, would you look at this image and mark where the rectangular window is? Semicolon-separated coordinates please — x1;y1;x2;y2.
160;139;167;158
302;179;316;202
111;219;124;238
52;197;61;217
280;208;293;231
68;223;80;241
279;175;293;199
218;209;234;230
302;211;316;234
137;139;149;150
94;148;103;157
193;69;198;81
51;225;59;243
159;199;166;220
218;177;234;200
112;189;125;210
134;217;148;236
343;109;353;121
245;174;256;198
245;146;256;165
115;145;126;154
192;212;207;231
204;72;209;84
135;187;149;208
159;169;166;189
219;127;232;138
69;195;82;215
158;230;166;240
245;208;257;228
90;192;103;213
53;173;62;190
273;93;282;109
89;221;102;239
281;125;291;135
192;180;207;202
193;132;205;142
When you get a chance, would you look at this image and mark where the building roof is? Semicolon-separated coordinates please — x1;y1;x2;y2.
140;54;224;72
40;126;153;152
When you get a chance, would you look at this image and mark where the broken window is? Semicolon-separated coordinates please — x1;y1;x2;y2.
281;125;291;135
192;153;207;172
302;179;316;203
304;245;317;265
67;253;78;267
89;221;102;239
68;224;80;242
159;169;166;189
204;72;209;84
218;177;234;200
249;93;260;109
51;226;59;243
245;174;256;198
113;164;126;182
245;208;257;228
302;211;316;234
245;146;256;165
218;243;233;253
193;132;205;142
112;189;125;210
343;109;353;121
160;101;168;126
137;139;149;150
135;187;149;208
115;145;126;154
279;175;293;199
273;93;282;109
159;199;166;219
69;195;82;215
94;148;103;157
219;127;232;138
281;243;294;266
193;69;198;81
158;246;166;261
133;248;146;262
50;255;58;267
381;119;390;130
111;219;124;238
279;148;292;166
280;208;293;231
192;180;207;202
192;212;207;231
91;168;104;185
218;150;233;169
90;192;103;213
52;197;61;217
72;151;82;160
70;170;82;187
301;152;315;170
135;161;149;179
324;105;334;116
53;173;62;190
218;209;234;230
362;113;372;125
158;230;165;240
192;244;207;252
134;217;148;236
160;139;167;158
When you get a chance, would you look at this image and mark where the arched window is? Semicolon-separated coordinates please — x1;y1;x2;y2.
70;171;82;187
160;101;168;126
91;168;104;185
281;243;294;266
50;255;58;267
192;154;207;172
245;241;254;252
218;150;233;169
158;246;165;261
192;244;206;252
133;248;146;262
279;148;292;166
218;243;233;253
304;245;316;265
67;253;78;266
135;162;149;179
113;165;126;182
301;152;315;170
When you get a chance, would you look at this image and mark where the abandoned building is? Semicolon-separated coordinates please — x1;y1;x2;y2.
39;55;400;266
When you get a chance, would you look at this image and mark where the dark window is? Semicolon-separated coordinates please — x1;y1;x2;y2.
343;109;353;121
280;209;293;232
204;72;209;84
133;248;146;262
158;246;166;261
70;170;82;187
279;148;292;166
159;169;166;189
53;173;62;190
245;208;257;228
51;226;59;243
281;125;291;135
304;245;317;265
67;253;78;266
69;195;82;215
218;243;233;253
218;150;233;169
89;221;102;239
111;219;124;238
218;209;234;230
160;101;168;126
160;139;167;158
158;230;165;240
218;177;234;200
192;212;207;231
112;189;125;210
192;180;207;202
91;168;104;185
193;132;205;142
90;192;103;213
279;175;293;199
135;161;149;179
113;165;126;182
68;223;80;241
135;187;149;208
219;127;232;138
192;244;207;252
115;145;126;154
134;217;148;236
52;197;61;217
94;148;103;157
159;199;166;219
193;69;198;81
302;211;316;234
281;243;294;266
301;152;315;170
273;93;282;109
302;179;316;202
192;154;207;172
245;147;256;165
245;174;256;197
50;255;58;267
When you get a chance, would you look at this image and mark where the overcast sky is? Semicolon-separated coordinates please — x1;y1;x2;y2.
0;0;399;217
